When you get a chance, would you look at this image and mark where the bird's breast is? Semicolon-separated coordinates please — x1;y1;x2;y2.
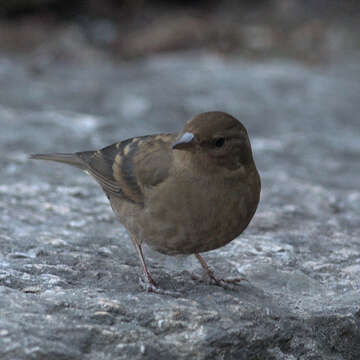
139;168;260;255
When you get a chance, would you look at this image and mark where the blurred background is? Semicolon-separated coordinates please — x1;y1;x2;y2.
1;0;359;145
1;0;360;60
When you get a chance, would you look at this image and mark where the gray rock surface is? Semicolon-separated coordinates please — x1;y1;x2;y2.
1;51;360;359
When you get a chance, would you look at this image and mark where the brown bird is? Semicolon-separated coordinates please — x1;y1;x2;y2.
30;111;261;293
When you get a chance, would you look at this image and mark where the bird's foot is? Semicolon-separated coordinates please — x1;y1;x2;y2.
193;253;248;289
208;274;248;288
191;272;248;289
132;241;180;296
138;277;181;297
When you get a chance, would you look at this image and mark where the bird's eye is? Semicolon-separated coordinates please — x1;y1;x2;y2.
214;138;225;147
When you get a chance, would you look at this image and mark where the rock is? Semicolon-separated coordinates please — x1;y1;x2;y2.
0;50;360;359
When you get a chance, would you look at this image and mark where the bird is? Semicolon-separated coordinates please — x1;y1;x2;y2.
30;111;261;294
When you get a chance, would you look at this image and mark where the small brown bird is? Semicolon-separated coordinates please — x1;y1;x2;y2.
31;111;261;293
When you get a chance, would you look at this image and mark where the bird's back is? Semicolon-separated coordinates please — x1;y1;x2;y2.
31;134;176;206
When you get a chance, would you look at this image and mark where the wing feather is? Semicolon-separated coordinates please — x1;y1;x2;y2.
77;134;174;205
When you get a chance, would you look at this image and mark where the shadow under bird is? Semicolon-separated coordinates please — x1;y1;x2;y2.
30;111;261;293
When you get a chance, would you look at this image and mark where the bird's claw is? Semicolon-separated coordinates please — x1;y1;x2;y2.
192;273;248;289
209;276;248;289
138;277;181;297
214;276;248;284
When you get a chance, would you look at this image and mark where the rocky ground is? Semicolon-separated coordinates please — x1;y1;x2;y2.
1;33;360;359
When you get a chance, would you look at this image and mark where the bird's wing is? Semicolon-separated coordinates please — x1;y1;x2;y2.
77;134;175;205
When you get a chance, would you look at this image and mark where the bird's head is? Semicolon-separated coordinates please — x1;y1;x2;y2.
172;111;255;171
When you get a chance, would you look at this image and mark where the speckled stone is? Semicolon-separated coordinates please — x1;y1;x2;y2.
0;49;360;360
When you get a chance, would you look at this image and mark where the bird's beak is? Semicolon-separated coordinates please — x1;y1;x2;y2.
172;132;196;150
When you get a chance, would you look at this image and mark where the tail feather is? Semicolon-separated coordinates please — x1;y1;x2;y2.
29;153;86;170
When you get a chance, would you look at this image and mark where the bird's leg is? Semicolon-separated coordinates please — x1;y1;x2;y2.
130;237;157;288
194;253;218;283
130;237;180;296
194;253;247;287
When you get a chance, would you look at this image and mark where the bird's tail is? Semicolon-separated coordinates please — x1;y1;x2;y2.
29;153;86;170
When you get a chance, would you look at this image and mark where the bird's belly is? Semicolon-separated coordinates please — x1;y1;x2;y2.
141;183;256;255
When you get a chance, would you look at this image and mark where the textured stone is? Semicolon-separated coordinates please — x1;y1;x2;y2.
0;49;360;359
